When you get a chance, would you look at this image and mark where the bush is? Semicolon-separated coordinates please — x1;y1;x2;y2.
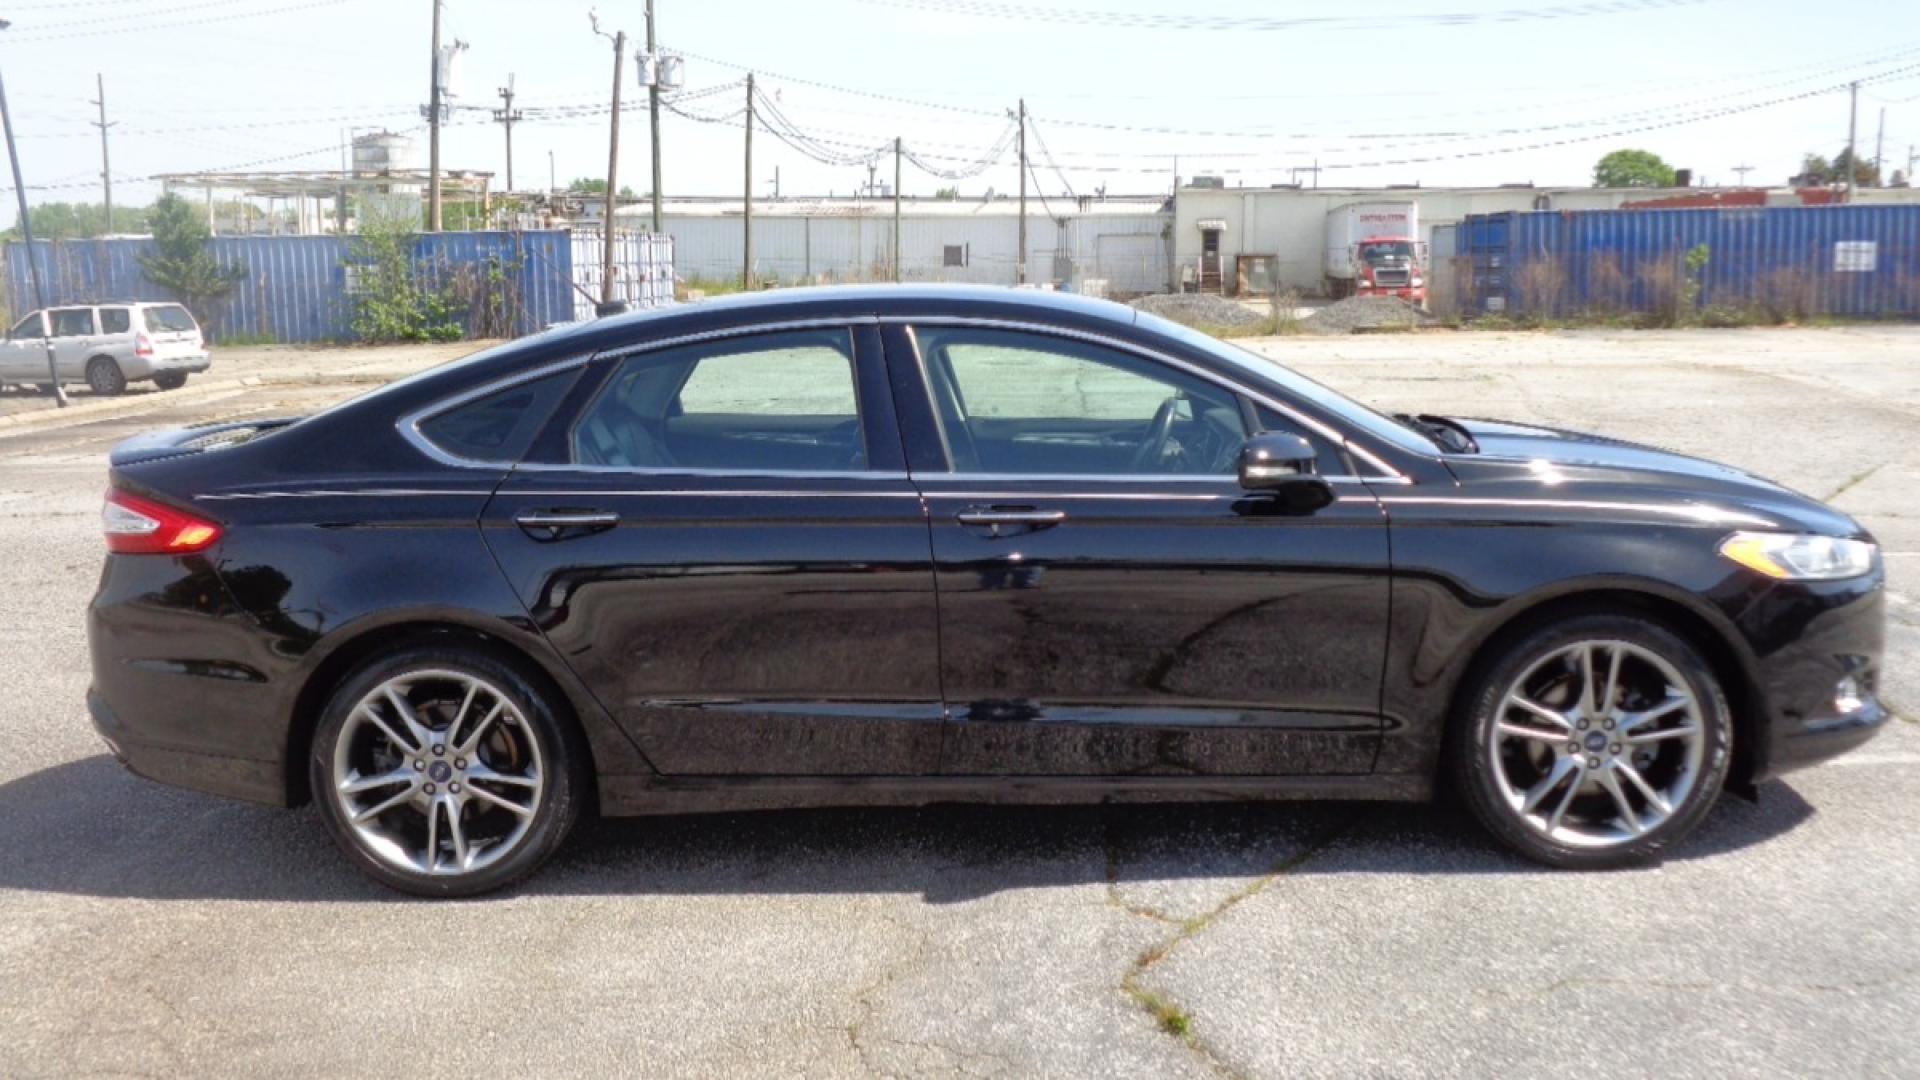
347;219;465;343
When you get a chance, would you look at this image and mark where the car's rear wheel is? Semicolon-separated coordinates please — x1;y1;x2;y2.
153;372;187;391
86;356;126;396
1452;614;1732;868
309;645;588;897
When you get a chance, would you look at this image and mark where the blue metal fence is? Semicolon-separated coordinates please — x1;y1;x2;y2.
4;230;579;342
1456;206;1920;319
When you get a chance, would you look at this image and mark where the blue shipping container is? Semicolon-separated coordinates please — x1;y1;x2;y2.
1458;206;1920;319
3;231;580;343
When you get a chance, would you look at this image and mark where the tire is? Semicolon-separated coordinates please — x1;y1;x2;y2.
153;372;188;391
308;644;590;897
1450;613;1732;869
86;356;126;396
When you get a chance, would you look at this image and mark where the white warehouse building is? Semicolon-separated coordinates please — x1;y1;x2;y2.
613;196;1171;295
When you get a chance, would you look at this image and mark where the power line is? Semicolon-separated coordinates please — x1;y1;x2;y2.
0;0;351;42
858;0;1722;32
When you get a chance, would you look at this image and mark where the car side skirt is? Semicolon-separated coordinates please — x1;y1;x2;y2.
598;772;1433;816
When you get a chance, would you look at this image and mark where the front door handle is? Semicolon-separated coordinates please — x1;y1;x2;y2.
514;509;620;541
955;506;1067;537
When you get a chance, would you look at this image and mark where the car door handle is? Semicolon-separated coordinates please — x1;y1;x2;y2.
514;509;620;540
955;507;1067;536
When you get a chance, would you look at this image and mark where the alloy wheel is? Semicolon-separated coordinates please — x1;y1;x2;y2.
1487;639;1706;848
329;668;545;877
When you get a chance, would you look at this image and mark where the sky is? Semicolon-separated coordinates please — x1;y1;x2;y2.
1;0;1917;225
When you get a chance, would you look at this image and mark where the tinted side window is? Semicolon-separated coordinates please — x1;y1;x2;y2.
11;313;43;338
418;370;578;464
572;329;866;472
99;308;131;335
914;326;1246;476
50;309;94;337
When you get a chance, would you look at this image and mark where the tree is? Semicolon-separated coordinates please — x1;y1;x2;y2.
138;194;244;325
934;186;960;200
2;201;153;241
1792;149;1881;188
1593;149;1676;188
568;177;636;197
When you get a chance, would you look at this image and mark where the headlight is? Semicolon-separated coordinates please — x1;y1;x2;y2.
1718;531;1876;580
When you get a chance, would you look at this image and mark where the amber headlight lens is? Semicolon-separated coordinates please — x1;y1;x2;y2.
1719;531;1876;581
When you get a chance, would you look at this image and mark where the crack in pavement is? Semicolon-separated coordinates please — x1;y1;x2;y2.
1824;462;1887;503
1116;814;1359;1079
840;911;1016;1077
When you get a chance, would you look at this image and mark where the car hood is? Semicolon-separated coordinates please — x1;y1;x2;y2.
1439;417;1866;538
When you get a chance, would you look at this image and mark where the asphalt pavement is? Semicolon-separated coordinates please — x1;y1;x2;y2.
1;327;1915;1078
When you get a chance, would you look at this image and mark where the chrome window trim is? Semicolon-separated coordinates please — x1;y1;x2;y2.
593;316;880;364
509;464;911;481
882;315;1413;484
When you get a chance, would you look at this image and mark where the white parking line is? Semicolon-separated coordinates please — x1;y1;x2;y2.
1825;751;1920;768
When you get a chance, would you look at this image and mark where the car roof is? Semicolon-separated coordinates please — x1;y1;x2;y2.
569;283;1140;349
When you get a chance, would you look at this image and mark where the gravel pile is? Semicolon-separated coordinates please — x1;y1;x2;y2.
1130;292;1266;328
1300;295;1435;335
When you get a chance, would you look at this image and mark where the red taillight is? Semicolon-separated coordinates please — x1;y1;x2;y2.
134;334;154;358
102;490;222;555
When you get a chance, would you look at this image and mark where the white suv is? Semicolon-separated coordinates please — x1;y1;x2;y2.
0;301;212;395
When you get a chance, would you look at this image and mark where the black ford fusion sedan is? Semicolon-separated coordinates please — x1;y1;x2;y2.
88;285;1887;895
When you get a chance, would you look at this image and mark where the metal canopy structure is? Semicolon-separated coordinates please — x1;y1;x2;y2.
152;168;494;235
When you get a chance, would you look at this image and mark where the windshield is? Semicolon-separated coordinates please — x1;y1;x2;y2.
142;305;198;333
1361;242;1415;265
1133;310;1441;458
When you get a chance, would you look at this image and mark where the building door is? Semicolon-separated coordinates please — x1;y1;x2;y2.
1199;228;1224;293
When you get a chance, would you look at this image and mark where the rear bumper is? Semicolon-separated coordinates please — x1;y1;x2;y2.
123;352;211;380
87;552;295;806
1742;574;1890;783
89;689;290;806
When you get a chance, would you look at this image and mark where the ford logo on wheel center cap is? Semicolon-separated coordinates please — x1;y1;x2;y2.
428;761;453;783
1585;732;1609;753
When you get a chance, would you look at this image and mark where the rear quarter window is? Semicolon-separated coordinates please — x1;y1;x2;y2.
416;369;578;464
142;305;198;333
99;308;131;335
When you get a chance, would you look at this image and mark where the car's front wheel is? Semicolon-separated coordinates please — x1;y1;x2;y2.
1452;614;1732;868
309;645;588;897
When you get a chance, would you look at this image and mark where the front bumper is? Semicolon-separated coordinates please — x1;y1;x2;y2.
1741;573;1890;782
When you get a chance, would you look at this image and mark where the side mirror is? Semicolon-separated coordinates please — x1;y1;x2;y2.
1237;430;1335;510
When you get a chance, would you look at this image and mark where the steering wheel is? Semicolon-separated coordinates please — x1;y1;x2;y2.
1130;396;1181;471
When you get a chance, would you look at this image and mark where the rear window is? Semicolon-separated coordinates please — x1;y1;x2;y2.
417;370;578;463
142;305;197;333
99;308;131;334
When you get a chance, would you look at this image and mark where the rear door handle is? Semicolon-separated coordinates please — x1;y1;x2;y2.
955;506;1067;537
514;509;620;541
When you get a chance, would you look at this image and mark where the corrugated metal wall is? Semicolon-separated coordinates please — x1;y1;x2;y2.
1460;206;1920;318
5;231;581;342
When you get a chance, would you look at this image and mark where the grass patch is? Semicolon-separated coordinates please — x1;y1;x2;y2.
1127;986;1193;1039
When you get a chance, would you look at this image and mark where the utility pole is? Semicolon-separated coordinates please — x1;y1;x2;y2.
599;25;626;304
1874;106;1886;185
743;72;754;290
1731;163;1755;185
1016;98;1026;285
427;0;443;231
893;137;902;283
645;0;663;234
494;74;521;191
0;31;67;407
1845;80;1859;204
90;73;114;233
